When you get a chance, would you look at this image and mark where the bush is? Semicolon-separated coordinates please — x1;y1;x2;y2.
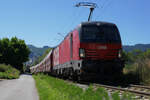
123;58;150;85
0;64;9;72
0;64;20;79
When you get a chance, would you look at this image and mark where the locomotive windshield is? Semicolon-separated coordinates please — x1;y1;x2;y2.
81;24;121;43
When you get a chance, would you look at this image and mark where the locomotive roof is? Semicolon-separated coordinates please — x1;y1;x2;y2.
80;21;116;26
53;21;116;49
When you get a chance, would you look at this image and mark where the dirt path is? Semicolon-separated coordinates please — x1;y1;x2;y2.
0;74;39;100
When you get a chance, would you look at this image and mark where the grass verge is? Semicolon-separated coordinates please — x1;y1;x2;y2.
33;74;135;100
0;64;20;79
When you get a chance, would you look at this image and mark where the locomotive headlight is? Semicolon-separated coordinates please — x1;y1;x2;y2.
118;49;122;58
79;48;85;58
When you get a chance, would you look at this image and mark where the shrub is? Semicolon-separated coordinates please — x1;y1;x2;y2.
0;64;9;72
0;64;20;79
123;58;150;85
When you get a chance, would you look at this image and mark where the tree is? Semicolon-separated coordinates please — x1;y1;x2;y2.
0;38;10;64
131;49;143;60
143;49;150;59
0;37;30;72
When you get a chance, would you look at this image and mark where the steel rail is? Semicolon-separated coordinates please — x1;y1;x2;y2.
94;84;150;97
130;84;150;90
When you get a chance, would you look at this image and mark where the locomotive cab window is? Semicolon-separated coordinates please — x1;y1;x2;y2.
81;24;121;43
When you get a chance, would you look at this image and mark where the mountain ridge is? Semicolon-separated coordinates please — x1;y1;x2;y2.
123;44;150;52
27;44;150;64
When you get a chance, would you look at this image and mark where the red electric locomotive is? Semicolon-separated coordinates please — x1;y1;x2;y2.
30;21;124;81
52;21;124;81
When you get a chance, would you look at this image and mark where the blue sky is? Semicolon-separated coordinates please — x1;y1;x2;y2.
0;0;149;47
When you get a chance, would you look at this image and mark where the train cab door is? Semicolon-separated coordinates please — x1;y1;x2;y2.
70;33;73;60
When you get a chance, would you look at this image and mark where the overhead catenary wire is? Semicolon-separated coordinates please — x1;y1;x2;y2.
94;0;114;20
67;7;83;31
57;33;65;38
94;0;109;20
62;7;78;32
62;2;86;36
53;2;79;45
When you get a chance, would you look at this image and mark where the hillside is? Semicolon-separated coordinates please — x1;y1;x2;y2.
27;45;51;64
123;44;150;52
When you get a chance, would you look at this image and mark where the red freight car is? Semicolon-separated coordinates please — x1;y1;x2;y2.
30;50;53;74
51;21;124;80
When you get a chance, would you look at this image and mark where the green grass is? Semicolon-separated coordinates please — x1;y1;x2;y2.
0;64;20;79
33;74;135;100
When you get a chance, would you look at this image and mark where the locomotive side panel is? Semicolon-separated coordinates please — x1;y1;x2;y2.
59;35;71;65
72;30;80;60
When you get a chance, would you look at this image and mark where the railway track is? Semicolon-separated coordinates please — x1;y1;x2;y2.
64;79;150;99
129;84;150;90
93;84;150;100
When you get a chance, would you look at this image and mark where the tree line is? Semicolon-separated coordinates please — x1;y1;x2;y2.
122;49;150;85
0;37;30;72
122;49;150;64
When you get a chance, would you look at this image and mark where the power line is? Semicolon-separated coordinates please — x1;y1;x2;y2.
67;8;82;31
100;0;114;19
94;0;113;20
62;2;84;35
93;0;108;20
57;33;65;38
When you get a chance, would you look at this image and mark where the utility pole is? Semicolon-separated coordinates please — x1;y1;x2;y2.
75;2;97;21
